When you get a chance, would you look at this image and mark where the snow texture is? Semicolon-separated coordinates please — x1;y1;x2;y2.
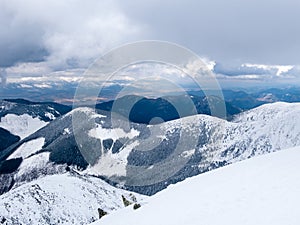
0;173;146;225
7;137;45;160
0;114;48;139
93;146;300;225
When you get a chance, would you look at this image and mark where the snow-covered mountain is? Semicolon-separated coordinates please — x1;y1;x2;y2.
92;146;300;225
0;171;146;225
0;99;71;144
1;102;300;196
0;113;48;139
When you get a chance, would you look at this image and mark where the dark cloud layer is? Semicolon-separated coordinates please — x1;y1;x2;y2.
214;63;271;76
119;0;300;65
0;0;299;82
0;2;48;67
0;0;141;69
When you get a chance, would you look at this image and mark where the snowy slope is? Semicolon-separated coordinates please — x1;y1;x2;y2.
1;102;299;224
0;114;48;139
213;102;300;164
0;99;71;141
0;172;146;225
3;102;300;196
84;102;300;194
7;137;45;159
93;146;300;225
14;152;52;185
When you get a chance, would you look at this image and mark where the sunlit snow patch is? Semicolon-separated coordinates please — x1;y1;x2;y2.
7;137;45;160
45;112;55;120
89;125;139;141
16;152;50;180
0;114;48;139
87;141;140;177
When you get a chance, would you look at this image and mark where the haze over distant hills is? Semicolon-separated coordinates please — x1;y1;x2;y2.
2;78;300;107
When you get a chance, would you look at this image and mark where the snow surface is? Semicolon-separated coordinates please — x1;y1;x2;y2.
89;126;140;141
48;102;300;190
0;173;146;225
0;114;48;139
175;101;300;169
63;127;71;135
45;112;55;120
93;146;300;225
7;137;45;160
15;152;50;180
222;102;300;162
63;107;95;118
86;125;141;177
86;141;140;177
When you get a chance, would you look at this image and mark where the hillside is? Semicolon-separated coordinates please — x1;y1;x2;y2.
1;102;300;196
93;146;300;225
0;99;71;148
0;172;146;224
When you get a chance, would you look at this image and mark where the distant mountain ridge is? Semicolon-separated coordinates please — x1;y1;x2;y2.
0;98;71;121
187;87;300;110
0;99;71;155
96;94;241;124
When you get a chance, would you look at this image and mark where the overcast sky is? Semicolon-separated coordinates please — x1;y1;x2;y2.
0;0;300;86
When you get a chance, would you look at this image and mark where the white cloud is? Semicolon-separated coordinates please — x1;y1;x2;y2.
6;62;50;77
42;1;141;69
0;0;142;72
242;63;294;76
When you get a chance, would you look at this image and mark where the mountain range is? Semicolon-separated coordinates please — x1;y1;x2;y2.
1;99;300;194
0;96;299;224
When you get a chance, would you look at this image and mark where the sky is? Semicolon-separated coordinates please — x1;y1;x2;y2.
0;0;300;88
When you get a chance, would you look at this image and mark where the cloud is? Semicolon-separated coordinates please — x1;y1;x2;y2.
214;63;268;76
0;0;142;70
117;0;300;65
0;68;7;86
2;0;299;71
281;65;300;78
214;63;294;77
242;64;294;76
6;62;51;77
1;0;299;89
214;62;299;87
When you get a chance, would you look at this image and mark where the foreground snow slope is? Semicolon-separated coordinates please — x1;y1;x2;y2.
0;172;146;225
94;146;300;225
